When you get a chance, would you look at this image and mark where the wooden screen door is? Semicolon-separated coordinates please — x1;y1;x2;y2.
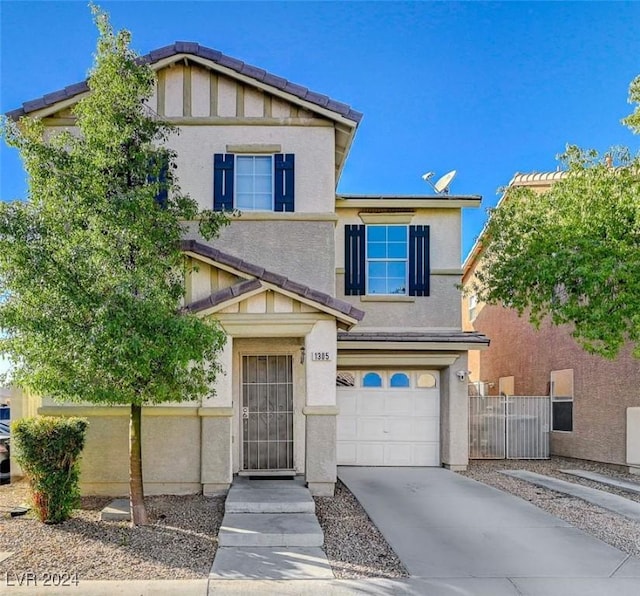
242;355;294;471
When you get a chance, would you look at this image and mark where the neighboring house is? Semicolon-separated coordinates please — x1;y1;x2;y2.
463;171;640;472
8;42;487;496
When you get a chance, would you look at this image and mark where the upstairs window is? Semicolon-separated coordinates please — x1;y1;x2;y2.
366;226;408;295
236;155;273;210
345;224;430;296
214;153;294;212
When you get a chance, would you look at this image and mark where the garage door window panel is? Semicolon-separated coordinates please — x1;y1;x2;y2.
390;372;410;388
362;372;383;387
417;373;437;388
336;371;356;387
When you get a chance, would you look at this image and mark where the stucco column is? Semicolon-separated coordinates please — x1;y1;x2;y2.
440;352;470;471
303;320;338;496
200;335;233;495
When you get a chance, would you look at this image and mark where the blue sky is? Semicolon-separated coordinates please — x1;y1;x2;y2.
1;1;639;260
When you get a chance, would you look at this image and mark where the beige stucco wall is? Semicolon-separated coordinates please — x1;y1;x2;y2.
304;320;338;407
336;208;461;269
334;207;462;329
37;408;203;496
169;124;335;213
440;354;470;470
337;275;461;329
186;220;336;294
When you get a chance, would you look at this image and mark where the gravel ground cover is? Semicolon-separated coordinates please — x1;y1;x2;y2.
314;480;408;579
1;478;407;580
460;457;640;557
0;480;224;580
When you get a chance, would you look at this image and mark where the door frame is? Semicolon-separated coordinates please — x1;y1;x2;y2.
240;354;295;472
233;340;306;474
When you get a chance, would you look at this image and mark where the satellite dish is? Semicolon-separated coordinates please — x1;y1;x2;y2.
434;170;456;194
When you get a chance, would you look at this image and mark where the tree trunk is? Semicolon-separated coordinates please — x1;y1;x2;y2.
129;402;148;525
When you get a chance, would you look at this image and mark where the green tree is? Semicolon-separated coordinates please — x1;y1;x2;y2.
475;76;640;359
623;74;640;133
0;7;228;524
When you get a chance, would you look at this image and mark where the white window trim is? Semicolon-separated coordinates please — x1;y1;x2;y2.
234;154;275;212
365;225;409;296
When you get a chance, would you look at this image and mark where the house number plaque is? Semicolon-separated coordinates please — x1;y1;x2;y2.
311;352;331;361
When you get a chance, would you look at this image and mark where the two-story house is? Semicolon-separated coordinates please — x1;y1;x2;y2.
8;43;487;496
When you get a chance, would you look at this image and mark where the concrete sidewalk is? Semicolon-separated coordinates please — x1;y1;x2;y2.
5;576;640;596
338;466;640;595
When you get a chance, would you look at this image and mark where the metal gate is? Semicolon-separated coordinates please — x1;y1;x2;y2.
242;355;294;471
469;396;550;459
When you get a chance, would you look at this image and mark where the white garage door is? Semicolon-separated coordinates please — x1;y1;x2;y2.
337;370;440;466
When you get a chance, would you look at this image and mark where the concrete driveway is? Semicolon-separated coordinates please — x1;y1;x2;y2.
339;467;640;596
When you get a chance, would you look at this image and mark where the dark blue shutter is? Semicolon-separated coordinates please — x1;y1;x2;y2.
345;225;366;295
149;153;168;208
213;153;234;211
274;153;295;212
409;225;430;296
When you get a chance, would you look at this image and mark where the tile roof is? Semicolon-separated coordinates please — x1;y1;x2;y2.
184;279;262;313
6;42;363;123
511;171;568;185
181;240;365;322
338;331;489;346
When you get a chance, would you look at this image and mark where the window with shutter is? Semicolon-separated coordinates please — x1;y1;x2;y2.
344;224;430;297
213;153;295;212
408;225;430;296
344;224;366;295
274;154;295;212
213;153;234;211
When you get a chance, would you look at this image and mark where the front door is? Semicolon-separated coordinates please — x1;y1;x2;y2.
242;355;294;471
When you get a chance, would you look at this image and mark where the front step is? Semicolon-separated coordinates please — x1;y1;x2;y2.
226;487;315;514
218;512;324;547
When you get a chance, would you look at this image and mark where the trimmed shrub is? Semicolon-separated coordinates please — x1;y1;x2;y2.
11;416;88;523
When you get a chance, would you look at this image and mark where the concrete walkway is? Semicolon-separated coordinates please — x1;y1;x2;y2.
338;466;640;596
502;470;640;523
561;469;640;495
209;477;333;580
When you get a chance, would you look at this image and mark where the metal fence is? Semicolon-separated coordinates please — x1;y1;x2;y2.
469;396;550;459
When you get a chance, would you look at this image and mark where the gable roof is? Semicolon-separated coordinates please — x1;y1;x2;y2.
181;239;365;328
6;41;363;124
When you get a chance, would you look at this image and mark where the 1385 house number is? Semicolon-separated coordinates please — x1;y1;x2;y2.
311;351;331;361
